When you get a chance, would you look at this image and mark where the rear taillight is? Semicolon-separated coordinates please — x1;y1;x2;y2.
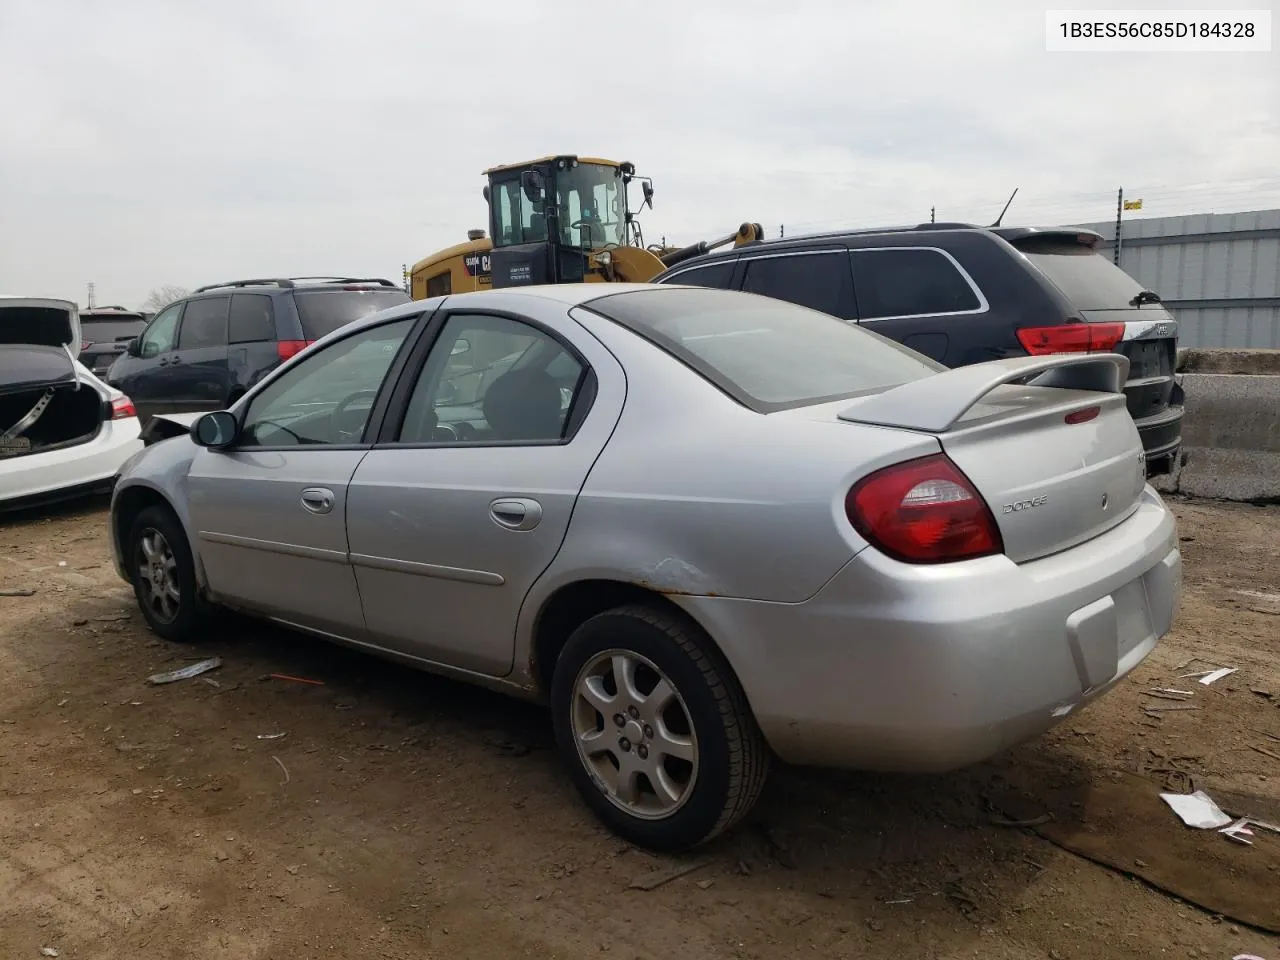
110;396;137;420
277;339;314;360
1016;322;1124;356
846;454;1003;564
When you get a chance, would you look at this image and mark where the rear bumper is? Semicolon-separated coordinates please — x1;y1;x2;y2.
0;418;143;511
1135;403;1183;473
673;487;1180;772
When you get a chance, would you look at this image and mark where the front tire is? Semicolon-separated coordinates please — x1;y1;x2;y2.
550;604;770;852
127;504;203;643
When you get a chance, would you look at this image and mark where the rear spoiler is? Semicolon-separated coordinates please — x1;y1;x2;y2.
837;353;1130;434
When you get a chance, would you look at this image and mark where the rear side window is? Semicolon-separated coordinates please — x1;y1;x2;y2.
741;252;855;319
177;297;230;349
663;261;735;289
581;287;943;413
1013;237;1149;311
229;294;276;343
81;318;147;343
293;289;412;340
851;248;983;320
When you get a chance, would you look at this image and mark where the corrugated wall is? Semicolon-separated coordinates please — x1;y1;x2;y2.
1066;208;1280;349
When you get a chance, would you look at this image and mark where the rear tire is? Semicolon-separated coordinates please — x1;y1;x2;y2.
127;505;203;643
550;604;770;852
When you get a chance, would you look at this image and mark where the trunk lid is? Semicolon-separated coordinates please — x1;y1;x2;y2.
0;297;81;354
838;353;1147;563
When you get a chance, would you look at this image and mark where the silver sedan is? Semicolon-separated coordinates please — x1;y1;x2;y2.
108;283;1182;851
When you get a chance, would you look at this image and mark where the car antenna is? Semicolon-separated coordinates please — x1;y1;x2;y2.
989;187;1019;227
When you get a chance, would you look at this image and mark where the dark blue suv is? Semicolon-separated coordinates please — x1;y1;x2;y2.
652;223;1184;476
106;277;411;424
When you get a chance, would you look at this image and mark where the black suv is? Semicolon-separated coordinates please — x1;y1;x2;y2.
106;277;411;424
652;223;1184;476
79;307;150;378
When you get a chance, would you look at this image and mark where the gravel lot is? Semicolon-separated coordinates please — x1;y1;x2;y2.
1;495;1278;959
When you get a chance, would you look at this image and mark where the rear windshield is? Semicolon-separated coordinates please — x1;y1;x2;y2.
1014;237;1150;311
293;289;411;340
581;287;944;412
81;317;147;342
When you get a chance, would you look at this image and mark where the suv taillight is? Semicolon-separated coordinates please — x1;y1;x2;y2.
1016;322;1124;355
110;395;137;420
845;454;1003;563
277;339;314;360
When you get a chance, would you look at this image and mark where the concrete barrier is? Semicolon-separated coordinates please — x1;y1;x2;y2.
1152;355;1280;502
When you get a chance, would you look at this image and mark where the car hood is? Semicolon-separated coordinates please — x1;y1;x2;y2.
0;297;81;353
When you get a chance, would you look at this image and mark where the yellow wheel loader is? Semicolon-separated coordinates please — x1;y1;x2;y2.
408;155;762;299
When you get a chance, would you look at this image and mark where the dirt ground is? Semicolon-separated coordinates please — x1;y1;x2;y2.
1;496;1278;960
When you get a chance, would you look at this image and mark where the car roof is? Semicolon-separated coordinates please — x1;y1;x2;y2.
657;223;1107;270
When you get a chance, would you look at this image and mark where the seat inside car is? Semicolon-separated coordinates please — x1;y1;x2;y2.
482;367;563;441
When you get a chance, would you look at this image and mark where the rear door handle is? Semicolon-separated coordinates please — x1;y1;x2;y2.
301;487;335;515
490;497;543;531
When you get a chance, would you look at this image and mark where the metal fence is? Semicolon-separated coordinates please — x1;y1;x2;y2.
1067;208;1280;349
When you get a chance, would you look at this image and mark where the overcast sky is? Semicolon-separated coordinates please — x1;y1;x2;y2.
1;0;1276;310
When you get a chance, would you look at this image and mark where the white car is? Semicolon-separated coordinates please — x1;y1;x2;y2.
1;296;143;510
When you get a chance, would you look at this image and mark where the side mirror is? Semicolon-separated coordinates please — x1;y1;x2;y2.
126;338;141;357
642;181;654;210
521;170;544;204
191;410;238;449
482;184;490;203
450;338;471;357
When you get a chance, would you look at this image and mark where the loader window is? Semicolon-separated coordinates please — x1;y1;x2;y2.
492;177;546;248
557;164;625;249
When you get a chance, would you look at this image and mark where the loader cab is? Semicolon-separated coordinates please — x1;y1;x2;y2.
484;156;631;288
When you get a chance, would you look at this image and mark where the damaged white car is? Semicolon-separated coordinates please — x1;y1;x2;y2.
1;296;143;510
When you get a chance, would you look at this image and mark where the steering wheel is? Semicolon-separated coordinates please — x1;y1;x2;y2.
330;390;380;442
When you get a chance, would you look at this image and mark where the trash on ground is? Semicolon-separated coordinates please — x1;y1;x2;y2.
1198;667;1238;685
1250;744;1280;764
40;948;59;957
989;812;1053;827
0;588;36;597
1160;789;1234;829
148;658;222;685
272;755;290;785
269;673;324;686
1143;705;1200;715
1220;816;1280;846
257;732;287;740
1154;688;1196;697
627;857;712;890
1144;690;1195;701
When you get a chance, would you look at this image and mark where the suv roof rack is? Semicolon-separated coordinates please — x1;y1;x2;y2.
192;277;399;294
193;278;297;293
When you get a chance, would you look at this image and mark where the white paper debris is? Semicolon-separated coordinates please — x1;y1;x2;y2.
1198;667;1237;685
148;658;223;685
1160;789;1233;829
41;949;59;958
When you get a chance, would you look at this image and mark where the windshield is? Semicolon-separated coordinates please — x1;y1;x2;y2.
582;287;945;413
293;289;411;340
1013;237;1151;311
555;163;625;249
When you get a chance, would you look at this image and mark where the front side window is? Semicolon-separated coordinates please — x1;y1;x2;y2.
139;303;182;358
851;248;983;320
238;318;414;447
177;297;230;349
398;313;586;444
661;262;735;289
742;253;855;319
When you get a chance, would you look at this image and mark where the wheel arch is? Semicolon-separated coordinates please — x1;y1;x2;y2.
529;579;751;706
112;483;208;590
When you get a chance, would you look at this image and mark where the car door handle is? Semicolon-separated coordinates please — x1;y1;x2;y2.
300;487;336;515
490;497;543;531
